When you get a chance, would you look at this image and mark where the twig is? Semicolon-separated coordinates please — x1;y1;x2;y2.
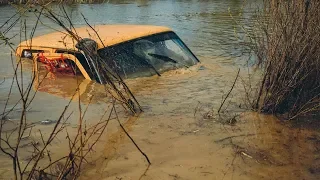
218;68;240;114
214;133;256;143
113;103;151;165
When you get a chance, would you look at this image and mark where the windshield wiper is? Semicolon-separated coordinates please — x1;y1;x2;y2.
148;53;189;68
132;53;161;76
148;53;178;63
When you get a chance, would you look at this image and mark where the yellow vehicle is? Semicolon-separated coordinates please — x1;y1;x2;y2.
16;25;200;83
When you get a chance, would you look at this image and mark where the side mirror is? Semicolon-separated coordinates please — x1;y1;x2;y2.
75;38;98;53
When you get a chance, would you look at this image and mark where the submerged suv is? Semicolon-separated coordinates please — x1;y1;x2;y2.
16;25;200;82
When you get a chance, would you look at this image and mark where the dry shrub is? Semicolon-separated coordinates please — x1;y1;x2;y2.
252;0;320;119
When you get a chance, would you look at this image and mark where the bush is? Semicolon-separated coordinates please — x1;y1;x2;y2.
252;0;320;119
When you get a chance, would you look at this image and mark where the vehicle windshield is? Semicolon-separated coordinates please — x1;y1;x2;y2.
98;32;199;79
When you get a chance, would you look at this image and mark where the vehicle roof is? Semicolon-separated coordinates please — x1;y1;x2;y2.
17;24;172;50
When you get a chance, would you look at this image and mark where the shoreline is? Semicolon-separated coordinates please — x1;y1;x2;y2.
0;0;105;6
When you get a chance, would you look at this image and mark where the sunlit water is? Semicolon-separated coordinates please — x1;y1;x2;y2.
0;0;319;179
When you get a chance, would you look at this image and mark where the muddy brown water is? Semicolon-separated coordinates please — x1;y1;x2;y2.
1;0;320;179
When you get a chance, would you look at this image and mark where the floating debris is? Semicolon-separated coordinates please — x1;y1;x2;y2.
198;65;206;70
40;119;57;125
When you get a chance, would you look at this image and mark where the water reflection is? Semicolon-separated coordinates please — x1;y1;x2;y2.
33;69;104;104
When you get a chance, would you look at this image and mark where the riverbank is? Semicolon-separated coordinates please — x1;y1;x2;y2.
0;0;37;5
0;0;106;5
